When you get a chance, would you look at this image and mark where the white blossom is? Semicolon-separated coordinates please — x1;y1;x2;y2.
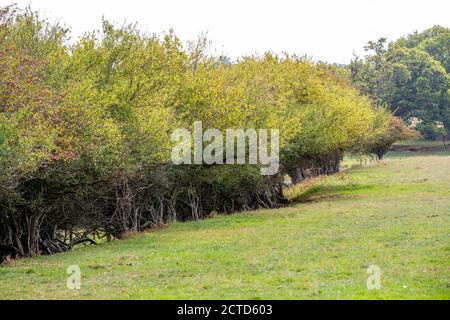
408;117;422;129
434;121;444;129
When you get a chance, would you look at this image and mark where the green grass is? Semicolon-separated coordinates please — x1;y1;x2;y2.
1;141;449;299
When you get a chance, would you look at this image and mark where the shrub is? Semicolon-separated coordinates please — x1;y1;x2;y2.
366;116;420;160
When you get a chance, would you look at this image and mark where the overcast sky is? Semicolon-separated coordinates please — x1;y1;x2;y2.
2;0;449;63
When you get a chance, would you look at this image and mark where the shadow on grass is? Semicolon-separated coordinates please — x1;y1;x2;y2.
290;183;375;204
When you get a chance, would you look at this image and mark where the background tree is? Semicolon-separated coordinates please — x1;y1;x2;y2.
350;26;450;142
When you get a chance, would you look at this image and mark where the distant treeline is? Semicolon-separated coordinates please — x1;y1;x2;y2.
349;26;449;141
0;5;415;261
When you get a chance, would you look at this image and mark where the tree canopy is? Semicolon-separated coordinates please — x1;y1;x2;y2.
350;26;449;141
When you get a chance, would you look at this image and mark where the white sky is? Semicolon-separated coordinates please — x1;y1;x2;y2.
2;0;449;63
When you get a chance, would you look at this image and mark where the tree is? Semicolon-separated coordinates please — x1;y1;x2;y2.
350;27;450;140
395;26;450;72
366;117;420;160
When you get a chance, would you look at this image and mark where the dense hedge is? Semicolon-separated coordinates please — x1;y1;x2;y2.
0;7;403;261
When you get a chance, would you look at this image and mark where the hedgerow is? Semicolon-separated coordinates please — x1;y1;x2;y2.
0;6;407;261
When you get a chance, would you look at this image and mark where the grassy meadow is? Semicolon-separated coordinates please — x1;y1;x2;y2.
0;141;449;300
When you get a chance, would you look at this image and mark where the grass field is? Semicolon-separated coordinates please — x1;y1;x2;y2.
0;141;449;299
